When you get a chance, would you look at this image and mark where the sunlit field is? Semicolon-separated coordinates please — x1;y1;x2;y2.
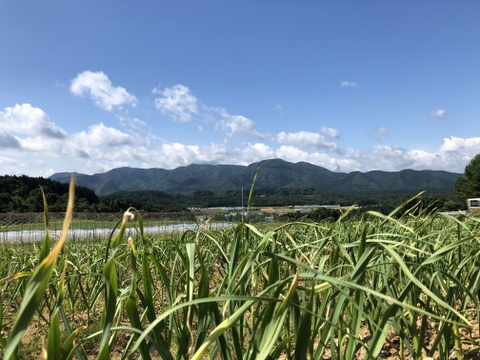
1;182;480;359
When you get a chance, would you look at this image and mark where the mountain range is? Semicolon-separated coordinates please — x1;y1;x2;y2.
50;159;462;196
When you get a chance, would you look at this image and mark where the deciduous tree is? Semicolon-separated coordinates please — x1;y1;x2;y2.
454;153;480;198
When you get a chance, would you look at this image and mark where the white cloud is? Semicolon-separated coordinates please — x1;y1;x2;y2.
3;86;480;177
0;131;21;149
153;84;199;122
321;126;340;138
328;142;474;173
439;136;480;156
160;143;202;165
430;109;446;118
70;71;137;111
0;103;144;174
234;143;275;165
153;85;264;142
148;142;229;168
134;142;272;170
4;129;479;176
275;145;309;161
94;136;478;175
73;123;132;147
340;81;359;88
215;111;262;138
274;146;343;170
0;103;67;139
275;131;337;150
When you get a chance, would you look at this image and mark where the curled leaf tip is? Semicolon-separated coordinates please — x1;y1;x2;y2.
124;209;135;221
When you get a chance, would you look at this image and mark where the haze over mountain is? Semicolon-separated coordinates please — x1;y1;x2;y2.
50;159;461;196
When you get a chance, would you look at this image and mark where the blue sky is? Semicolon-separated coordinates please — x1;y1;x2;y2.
1;1;479;177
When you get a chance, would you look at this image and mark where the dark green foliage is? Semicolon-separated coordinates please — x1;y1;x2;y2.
0;175;98;212
455;153;480;199
99;191;188;212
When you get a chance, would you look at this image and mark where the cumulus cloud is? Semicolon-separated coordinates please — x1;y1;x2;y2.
275;145;309;161
130;141;271;170
275;131;337;151
439;136;480;156
340;81;359;88
153;84;199;122
150;142;275;169
233;143;275;165
215;112;262;138
70;71;137;111
430;109;446;118
6;126;480;176
0;131;21;149
73;123;132;147
161;143;202;164
0;103;67;139
4;76;480;177
327;142;475;173
0;102;146;175
150;142;229;168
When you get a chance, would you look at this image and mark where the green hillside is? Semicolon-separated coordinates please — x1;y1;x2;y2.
50;159;461;196
0;175;99;212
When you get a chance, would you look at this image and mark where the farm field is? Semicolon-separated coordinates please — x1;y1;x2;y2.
1;184;480;359
0;212;203;233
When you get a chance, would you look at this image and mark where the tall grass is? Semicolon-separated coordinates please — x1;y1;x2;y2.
0;184;479;359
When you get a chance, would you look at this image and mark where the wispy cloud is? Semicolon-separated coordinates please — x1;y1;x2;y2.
70;71;137;111
340;81;359;88
214;108;262;138
321;126;340;138
275;104;284;116
153;84;199;122
430;109;446;118
117;115;150;133
370;126;390;138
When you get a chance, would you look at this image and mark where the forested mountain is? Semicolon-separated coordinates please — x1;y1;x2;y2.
0;165;465;213
50;159;461;196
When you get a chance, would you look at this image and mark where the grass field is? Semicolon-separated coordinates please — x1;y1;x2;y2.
1;181;480;359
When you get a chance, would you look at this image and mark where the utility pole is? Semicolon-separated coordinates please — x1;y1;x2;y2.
241;186;244;223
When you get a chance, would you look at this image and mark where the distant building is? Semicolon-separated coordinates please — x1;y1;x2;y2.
467;198;480;211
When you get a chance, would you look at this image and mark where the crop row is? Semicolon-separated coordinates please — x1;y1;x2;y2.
1;181;480;359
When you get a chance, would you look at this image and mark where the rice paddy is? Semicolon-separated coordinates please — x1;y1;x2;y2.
1;180;480;359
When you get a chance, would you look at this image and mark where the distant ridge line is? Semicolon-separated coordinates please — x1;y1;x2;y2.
49;158;461;196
